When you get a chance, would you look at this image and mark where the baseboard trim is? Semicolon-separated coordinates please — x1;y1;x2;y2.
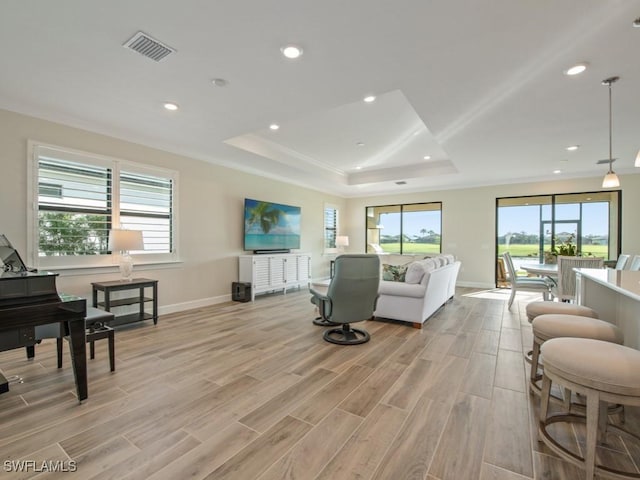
159;294;231;315
158;282;496;316
456;281;497;289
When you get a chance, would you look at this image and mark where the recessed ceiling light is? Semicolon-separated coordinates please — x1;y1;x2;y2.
423;155;431;160
553;169;562;174
565;63;588;76
355;166;362;170
211;78;227;87
281;45;303;59
163;102;179;111
395;181;407;185
566;145;579;151
363;95;376;103
269;124;280;130
356;142;364;147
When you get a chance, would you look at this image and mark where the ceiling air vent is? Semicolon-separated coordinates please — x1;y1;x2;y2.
395;181;407;185
123;31;175;62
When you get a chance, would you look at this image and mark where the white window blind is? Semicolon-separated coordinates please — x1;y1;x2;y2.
120;171;173;253
29;143;177;269
324;204;338;250
37;157;111;256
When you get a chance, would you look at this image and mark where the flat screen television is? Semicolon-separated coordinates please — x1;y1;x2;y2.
243;198;301;253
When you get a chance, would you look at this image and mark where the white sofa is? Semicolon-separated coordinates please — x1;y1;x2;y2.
374;254;461;327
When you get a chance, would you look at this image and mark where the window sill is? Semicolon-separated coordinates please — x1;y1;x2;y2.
39;260;183;277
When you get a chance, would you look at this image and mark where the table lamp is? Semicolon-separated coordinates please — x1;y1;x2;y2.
336;235;349;253
109;229;143;281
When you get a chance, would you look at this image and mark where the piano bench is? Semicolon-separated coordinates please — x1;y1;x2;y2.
84;307;115;372
57;307;116;372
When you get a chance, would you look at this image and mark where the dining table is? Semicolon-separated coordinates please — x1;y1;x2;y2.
520;263;558;277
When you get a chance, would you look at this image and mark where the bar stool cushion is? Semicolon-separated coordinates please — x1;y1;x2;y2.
526;301;598;322
541;337;640;396
532;314;622;344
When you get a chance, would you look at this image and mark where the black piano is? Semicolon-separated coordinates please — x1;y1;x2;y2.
0;237;87;401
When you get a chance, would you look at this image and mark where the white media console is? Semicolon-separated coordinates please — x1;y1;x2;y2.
238;253;311;301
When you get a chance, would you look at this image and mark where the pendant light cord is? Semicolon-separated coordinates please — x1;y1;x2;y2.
602;76;619;175
608;81;613;173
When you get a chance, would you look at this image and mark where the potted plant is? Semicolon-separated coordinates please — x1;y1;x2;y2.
544;233;577;264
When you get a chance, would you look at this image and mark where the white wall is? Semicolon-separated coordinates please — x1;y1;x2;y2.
344;175;640;288
0;109;345;312
2;108;638;306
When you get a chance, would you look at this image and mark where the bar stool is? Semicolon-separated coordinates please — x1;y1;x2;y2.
523;302;599;365
539;337;640;480
530;314;623;396
525;300;598;323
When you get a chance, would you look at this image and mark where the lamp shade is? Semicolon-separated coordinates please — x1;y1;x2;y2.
602;172;620;188
635;148;640;167
336;235;349;247
109;229;143;252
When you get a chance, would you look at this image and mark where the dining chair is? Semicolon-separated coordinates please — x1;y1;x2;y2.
614;254;630;270
552;255;604;302
628;255;640;271
502;252;554;309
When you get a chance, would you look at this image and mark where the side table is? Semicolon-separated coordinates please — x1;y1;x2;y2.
92;278;158;327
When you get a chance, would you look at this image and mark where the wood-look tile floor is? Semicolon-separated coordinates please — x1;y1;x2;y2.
1;287;639;479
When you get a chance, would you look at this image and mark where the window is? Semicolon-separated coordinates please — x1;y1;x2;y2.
119;171;173;253
366;202;442;254
28;143;177;269
496;190;621;280
324;204;338;251
38;182;63;198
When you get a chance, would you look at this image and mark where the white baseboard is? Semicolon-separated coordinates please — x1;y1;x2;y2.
158;294;232;315
456;281;497;289
157;281;495;316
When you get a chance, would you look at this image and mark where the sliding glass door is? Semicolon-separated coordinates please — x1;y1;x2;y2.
366;202;442;255
496;191;621;282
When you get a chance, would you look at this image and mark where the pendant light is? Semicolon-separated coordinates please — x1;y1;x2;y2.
601;76;620;188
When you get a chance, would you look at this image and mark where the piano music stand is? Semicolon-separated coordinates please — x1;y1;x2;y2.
0;234;28;273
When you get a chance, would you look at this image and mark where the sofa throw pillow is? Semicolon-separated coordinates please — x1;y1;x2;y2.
405;261;426;284
382;263;408;282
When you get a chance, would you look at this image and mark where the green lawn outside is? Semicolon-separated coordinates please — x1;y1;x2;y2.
497;244;608;258
375;243;609;258
378;243;441;254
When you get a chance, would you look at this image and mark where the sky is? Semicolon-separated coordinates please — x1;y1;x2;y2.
379;211;441;237
497;202;609;237
377;202;610;238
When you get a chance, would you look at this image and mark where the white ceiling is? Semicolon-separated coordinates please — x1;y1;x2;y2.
1;1;639;197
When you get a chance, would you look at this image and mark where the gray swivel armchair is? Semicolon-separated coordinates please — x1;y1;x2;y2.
309;254;380;345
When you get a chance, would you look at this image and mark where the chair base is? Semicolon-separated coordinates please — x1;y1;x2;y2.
323;324;370;345
313;316;339;327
